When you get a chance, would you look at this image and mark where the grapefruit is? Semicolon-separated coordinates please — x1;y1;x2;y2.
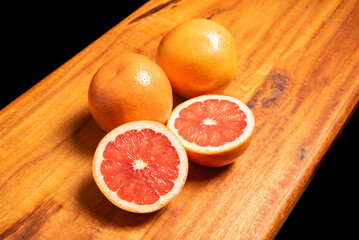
167;95;255;167
88;53;173;132
156;18;237;99
93;121;188;213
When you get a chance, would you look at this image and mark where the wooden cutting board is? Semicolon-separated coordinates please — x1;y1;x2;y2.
1;0;358;239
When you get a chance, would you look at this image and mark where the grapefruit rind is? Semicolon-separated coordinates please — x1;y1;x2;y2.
156;19;238;99
167;95;255;167
92;121;188;213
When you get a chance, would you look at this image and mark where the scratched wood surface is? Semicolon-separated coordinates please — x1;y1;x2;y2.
1;0;359;239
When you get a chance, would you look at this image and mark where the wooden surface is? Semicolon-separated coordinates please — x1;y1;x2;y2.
1;0;359;239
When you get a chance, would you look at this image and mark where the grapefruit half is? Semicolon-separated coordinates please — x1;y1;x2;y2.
167;95;255;167
93;121;188;213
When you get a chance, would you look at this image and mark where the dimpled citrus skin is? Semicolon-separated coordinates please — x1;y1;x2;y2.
156;19;237;99
88;53;173;132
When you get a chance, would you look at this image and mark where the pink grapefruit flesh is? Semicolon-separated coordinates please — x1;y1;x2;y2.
93;121;188;213
167;95;255;167
174;98;248;147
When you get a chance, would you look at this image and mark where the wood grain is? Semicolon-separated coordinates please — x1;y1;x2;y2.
1;0;359;239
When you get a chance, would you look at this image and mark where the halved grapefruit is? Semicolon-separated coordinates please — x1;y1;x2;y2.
167;95;255;167
92;121;188;213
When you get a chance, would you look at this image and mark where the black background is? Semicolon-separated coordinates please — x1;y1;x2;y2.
3;1;358;239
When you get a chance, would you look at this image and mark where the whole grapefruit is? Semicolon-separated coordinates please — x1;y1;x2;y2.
88;53;173;132
156;19;237;99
